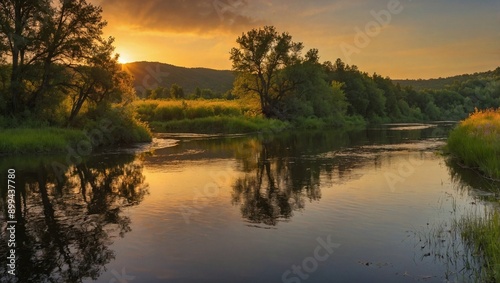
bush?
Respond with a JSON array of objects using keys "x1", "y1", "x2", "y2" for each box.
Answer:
[{"x1": 84, "y1": 105, "x2": 152, "y2": 145}]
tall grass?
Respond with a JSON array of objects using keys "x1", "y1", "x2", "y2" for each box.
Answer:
[
  {"x1": 0, "y1": 128, "x2": 87, "y2": 154},
  {"x1": 150, "y1": 116, "x2": 289, "y2": 134},
  {"x1": 458, "y1": 208, "x2": 500, "y2": 282},
  {"x1": 447, "y1": 108, "x2": 500, "y2": 179},
  {"x1": 134, "y1": 99, "x2": 257, "y2": 122}
]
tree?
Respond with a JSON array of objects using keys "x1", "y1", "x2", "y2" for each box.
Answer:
[
  {"x1": 0, "y1": 0, "x2": 106, "y2": 114},
  {"x1": 65, "y1": 37, "x2": 135, "y2": 124},
  {"x1": 230, "y1": 26, "x2": 304, "y2": 119},
  {"x1": 170, "y1": 83, "x2": 184, "y2": 99}
]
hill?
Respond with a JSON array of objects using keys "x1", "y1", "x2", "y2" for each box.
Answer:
[
  {"x1": 122, "y1": 61, "x2": 234, "y2": 97},
  {"x1": 393, "y1": 68, "x2": 500, "y2": 90}
]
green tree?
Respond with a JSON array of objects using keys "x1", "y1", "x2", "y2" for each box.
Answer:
[
  {"x1": 230, "y1": 26, "x2": 304, "y2": 119},
  {"x1": 65, "y1": 38, "x2": 135, "y2": 124},
  {"x1": 170, "y1": 83, "x2": 184, "y2": 99},
  {"x1": 0, "y1": 0, "x2": 106, "y2": 114}
]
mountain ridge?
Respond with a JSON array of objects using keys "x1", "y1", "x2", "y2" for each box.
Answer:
[{"x1": 122, "y1": 61, "x2": 499, "y2": 95}]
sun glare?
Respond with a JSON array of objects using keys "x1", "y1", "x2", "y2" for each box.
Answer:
[{"x1": 117, "y1": 53, "x2": 131, "y2": 64}]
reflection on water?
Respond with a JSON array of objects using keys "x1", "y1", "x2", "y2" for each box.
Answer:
[
  {"x1": 446, "y1": 158, "x2": 500, "y2": 201},
  {"x1": 3, "y1": 122, "x2": 498, "y2": 283},
  {"x1": 0, "y1": 155, "x2": 148, "y2": 283}
]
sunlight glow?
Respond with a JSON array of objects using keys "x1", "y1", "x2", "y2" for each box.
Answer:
[{"x1": 117, "y1": 53, "x2": 132, "y2": 64}]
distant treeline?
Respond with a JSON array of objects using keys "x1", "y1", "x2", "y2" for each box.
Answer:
[
  {"x1": 142, "y1": 57, "x2": 500, "y2": 124},
  {"x1": 323, "y1": 60, "x2": 500, "y2": 123}
]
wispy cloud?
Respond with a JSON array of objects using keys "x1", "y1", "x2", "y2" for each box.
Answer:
[{"x1": 100, "y1": 0, "x2": 260, "y2": 34}]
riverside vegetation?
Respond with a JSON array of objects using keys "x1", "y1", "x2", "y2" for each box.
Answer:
[
  {"x1": 446, "y1": 108, "x2": 500, "y2": 282},
  {"x1": 0, "y1": 5, "x2": 499, "y2": 155}
]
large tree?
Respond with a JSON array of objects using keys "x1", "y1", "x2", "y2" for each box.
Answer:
[
  {"x1": 230, "y1": 26, "x2": 304, "y2": 119},
  {"x1": 0, "y1": 0, "x2": 106, "y2": 114},
  {"x1": 65, "y1": 37, "x2": 135, "y2": 124}
]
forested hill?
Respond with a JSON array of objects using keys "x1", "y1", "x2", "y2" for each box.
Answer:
[
  {"x1": 393, "y1": 68, "x2": 500, "y2": 90},
  {"x1": 122, "y1": 61, "x2": 234, "y2": 96}
]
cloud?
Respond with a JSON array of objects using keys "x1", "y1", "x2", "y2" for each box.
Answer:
[{"x1": 99, "y1": 0, "x2": 259, "y2": 34}]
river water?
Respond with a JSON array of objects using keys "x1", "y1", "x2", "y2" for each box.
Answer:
[{"x1": 1, "y1": 123, "x2": 499, "y2": 283}]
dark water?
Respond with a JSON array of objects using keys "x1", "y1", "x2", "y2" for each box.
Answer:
[{"x1": 1, "y1": 123, "x2": 499, "y2": 283}]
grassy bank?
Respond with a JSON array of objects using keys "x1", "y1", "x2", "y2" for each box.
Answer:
[
  {"x1": 150, "y1": 116, "x2": 289, "y2": 134},
  {"x1": 135, "y1": 99, "x2": 288, "y2": 133},
  {"x1": 458, "y1": 208, "x2": 500, "y2": 282},
  {"x1": 134, "y1": 99, "x2": 365, "y2": 134},
  {"x1": 446, "y1": 108, "x2": 500, "y2": 281},
  {"x1": 0, "y1": 106, "x2": 152, "y2": 155},
  {"x1": 0, "y1": 128, "x2": 87, "y2": 154},
  {"x1": 447, "y1": 108, "x2": 500, "y2": 179},
  {"x1": 134, "y1": 99, "x2": 256, "y2": 121}
]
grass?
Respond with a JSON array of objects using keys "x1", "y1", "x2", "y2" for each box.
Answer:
[
  {"x1": 134, "y1": 99, "x2": 258, "y2": 122},
  {"x1": 458, "y1": 208, "x2": 500, "y2": 282},
  {"x1": 150, "y1": 116, "x2": 289, "y2": 134},
  {"x1": 134, "y1": 99, "x2": 290, "y2": 134},
  {"x1": 447, "y1": 108, "x2": 500, "y2": 179},
  {"x1": 0, "y1": 127, "x2": 88, "y2": 154},
  {"x1": 445, "y1": 108, "x2": 500, "y2": 281}
]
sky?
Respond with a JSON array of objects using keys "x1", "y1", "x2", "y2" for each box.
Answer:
[{"x1": 93, "y1": 0, "x2": 500, "y2": 79}]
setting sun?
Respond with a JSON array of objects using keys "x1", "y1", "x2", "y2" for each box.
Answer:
[{"x1": 117, "y1": 53, "x2": 131, "y2": 64}]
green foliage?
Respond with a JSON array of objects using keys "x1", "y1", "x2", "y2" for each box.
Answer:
[
  {"x1": 170, "y1": 83, "x2": 185, "y2": 99},
  {"x1": 0, "y1": 128, "x2": 87, "y2": 154},
  {"x1": 0, "y1": 0, "x2": 152, "y2": 154},
  {"x1": 447, "y1": 109, "x2": 500, "y2": 179},
  {"x1": 458, "y1": 209, "x2": 500, "y2": 282},
  {"x1": 151, "y1": 116, "x2": 289, "y2": 134},
  {"x1": 83, "y1": 105, "x2": 152, "y2": 145},
  {"x1": 0, "y1": 0, "x2": 107, "y2": 115},
  {"x1": 230, "y1": 26, "x2": 305, "y2": 119},
  {"x1": 134, "y1": 100, "x2": 246, "y2": 122}
]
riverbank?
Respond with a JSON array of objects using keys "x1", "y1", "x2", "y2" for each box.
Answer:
[
  {"x1": 134, "y1": 99, "x2": 366, "y2": 134},
  {"x1": 447, "y1": 108, "x2": 500, "y2": 179},
  {"x1": 1, "y1": 99, "x2": 366, "y2": 155},
  {"x1": 447, "y1": 108, "x2": 500, "y2": 282},
  {"x1": 0, "y1": 112, "x2": 152, "y2": 155}
]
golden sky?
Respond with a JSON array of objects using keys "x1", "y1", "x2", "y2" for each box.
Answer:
[{"x1": 94, "y1": 0, "x2": 499, "y2": 79}]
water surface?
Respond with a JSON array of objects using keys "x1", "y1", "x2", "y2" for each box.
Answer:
[{"x1": 1, "y1": 123, "x2": 498, "y2": 283}]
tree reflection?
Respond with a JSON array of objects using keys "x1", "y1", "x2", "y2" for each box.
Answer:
[
  {"x1": 0, "y1": 154, "x2": 148, "y2": 283},
  {"x1": 231, "y1": 131, "x2": 365, "y2": 226},
  {"x1": 232, "y1": 144, "x2": 314, "y2": 226}
]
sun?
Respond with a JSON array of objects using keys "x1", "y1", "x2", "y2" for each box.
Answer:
[{"x1": 117, "y1": 53, "x2": 132, "y2": 64}]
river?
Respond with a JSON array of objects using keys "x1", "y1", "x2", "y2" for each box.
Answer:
[{"x1": 1, "y1": 123, "x2": 498, "y2": 283}]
